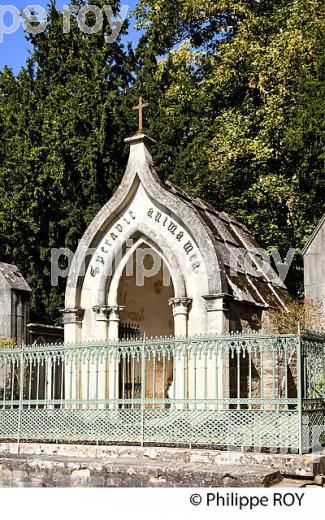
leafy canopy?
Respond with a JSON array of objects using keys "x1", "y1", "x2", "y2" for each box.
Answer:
[{"x1": 0, "y1": 0, "x2": 324, "y2": 324}]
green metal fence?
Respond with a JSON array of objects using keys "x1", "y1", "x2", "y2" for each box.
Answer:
[{"x1": 0, "y1": 331, "x2": 324, "y2": 453}]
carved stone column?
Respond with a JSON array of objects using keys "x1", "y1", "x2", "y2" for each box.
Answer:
[
  {"x1": 168, "y1": 297, "x2": 192, "y2": 337},
  {"x1": 93, "y1": 306, "x2": 111, "y2": 320},
  {"x1": 90, "y1": 306, "x2": 111, "y2": 404},
  {"x1": 107, "y1": 305, "x2": 125, "y2": 341},
  {"x1": 168, "y1": 298, "x2": 192, "y2": 402},
  {"x1": 61, "y1": 308, "x2": 84, "y2": 404},
  {"x1": 99, "y1": 305, "x2": 124, "y2": 403},
  {"x1": 202, "y1": 293, "x2": 231, "y2": 334},
  {"x1": 92, "y1": 305, "x2": 110, "y2": 341}
]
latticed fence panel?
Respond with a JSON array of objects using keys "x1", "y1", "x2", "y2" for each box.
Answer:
[
  {"x1": 142, "y1": 409, "x2": 299, "y2": 449},
  {"x1": 0, "y1": 408, "x2": 300, "y2": 450},
  {"x1": 0, "y1": 409, "x2": 142, "y2": 443}
]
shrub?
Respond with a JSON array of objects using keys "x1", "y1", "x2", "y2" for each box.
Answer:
[
  {"x1": 262, "y1": 298, "x2": 325, "y2": 334},
  {"x1": 0, "y1": 336, "x2": 14, "y2": 350}
]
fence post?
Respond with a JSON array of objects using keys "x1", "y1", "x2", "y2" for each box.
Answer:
[
  {"x1": 17, "y1": 350, "x2": 24, "y2": 447},
  {"x1": 140, "y1": 333, "x2": 146, "y2": 447},
  {"x1": 297, "y1": 322, "x2": 303, "y2": 455}
]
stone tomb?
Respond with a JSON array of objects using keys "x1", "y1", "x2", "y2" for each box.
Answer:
[
  {"x1": 0, "y1": 262, "x2": 31, "y2": 345},
  {"x1": 63, "y1": 132, "x2": 289, "y2": 402}
]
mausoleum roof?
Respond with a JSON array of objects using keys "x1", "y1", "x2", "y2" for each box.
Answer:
[
  {"x1": 0, "y1": 262, "x2": 31, "y2": 292},
  {"x1": 163, "y1": 180, "x2": 288, "y2": 309}
]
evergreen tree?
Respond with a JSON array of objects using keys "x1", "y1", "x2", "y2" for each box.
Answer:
[{"x1": 0, "y1": 1, "x2": 134, "y2": 322}]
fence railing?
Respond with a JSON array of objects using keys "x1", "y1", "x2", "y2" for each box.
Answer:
[{"x1": 0, "y1": 331, "x2": 324, "y2": 453}]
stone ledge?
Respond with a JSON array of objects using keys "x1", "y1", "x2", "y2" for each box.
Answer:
[
  {"x1": 0, "y1": 443, "x2": 323, "y2": 477},
  {"x1": 0, "y1": 455, "x2": 280, "y2": 488}
]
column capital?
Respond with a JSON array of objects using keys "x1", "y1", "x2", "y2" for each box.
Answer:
[
  {"x1": 92, "y1": 305, "x2": 124, "y2": 322},
  {"x1": 61, "y1": 307, "x2": 85, "y2": 325},
  {"x1": 168, "y1": 297, "x2": 192, "y2": 317}
]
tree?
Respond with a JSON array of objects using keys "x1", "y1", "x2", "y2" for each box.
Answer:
[
  {"x1": 0, "y1": 1, "x2": 134, "y2": 322},
  {"x1": 133, "y1": 0, "x2": 325, "y2": 295}
]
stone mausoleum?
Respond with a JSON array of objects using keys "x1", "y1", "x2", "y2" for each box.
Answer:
[
  {"x1": 0, "y1": 262, "x2": 64, "y2": 346},
  {"x1": 63, "y1": 114, "x2": 288, "y2": 344},
  {"x1": 0, "y1": 262, "x2": 31, "y2": 345}
]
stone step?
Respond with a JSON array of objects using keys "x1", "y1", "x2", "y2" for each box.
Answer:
[
  {"x1": 0, "y1": 442, "x2": 322, "y2": 478},
  {"x1": 271, "y1": 478, "x2": 311, "y2": 487},
  {"x1": 0, "y1": 454, "x2": 281, "y2": 488}
]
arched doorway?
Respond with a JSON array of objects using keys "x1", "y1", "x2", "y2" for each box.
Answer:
[
  {"x1": 116, "y1": 244, "x2": 174, "y2": 404},
  {"x1": 117, "y1": 244, "x2": 174, "y2": 338}
]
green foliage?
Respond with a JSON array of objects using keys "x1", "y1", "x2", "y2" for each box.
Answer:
[
  {"x1": 0, "y1": 1, "x2": 134, "y2": 322},
  {"x1": 312, "y1": 377, "x2": 325, "y2": 398},
  {"x1": 263, "y1": 298, "x2": 325, "y2": 334},
  {"x1": 134, "y1": 0, "x2": 325, "y2": 295},
  {"x1": 0, "y1": 0, "x2": 324, "y2": 323}
]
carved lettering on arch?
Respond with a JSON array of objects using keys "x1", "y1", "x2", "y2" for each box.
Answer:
[
  {"x1": 147, "y1": 207, "x2": 200, "y2": 273},
  {"x1": 90, "y1": 209, "x2": 136, "y2": 277},
  {"x1": 89, "y1": 204, "x2": 202, "y2": 279}
]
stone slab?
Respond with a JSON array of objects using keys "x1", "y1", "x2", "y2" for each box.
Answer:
[{"x1": 0, "y1": 454, "x2": 280, "y2": 488}]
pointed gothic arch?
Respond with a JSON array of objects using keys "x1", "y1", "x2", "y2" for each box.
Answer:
[{"x1": 97, "y1": 227, "x2": 187, "y2": 308}]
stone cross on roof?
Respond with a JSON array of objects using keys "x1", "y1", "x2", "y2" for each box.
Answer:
[{"x1": 132, "y1": 96, "x2": 149, "y2": 133}]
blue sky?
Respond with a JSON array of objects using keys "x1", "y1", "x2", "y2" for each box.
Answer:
[{"x1": 0, "y1": 1, "x2": 141, "y2": 74}]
